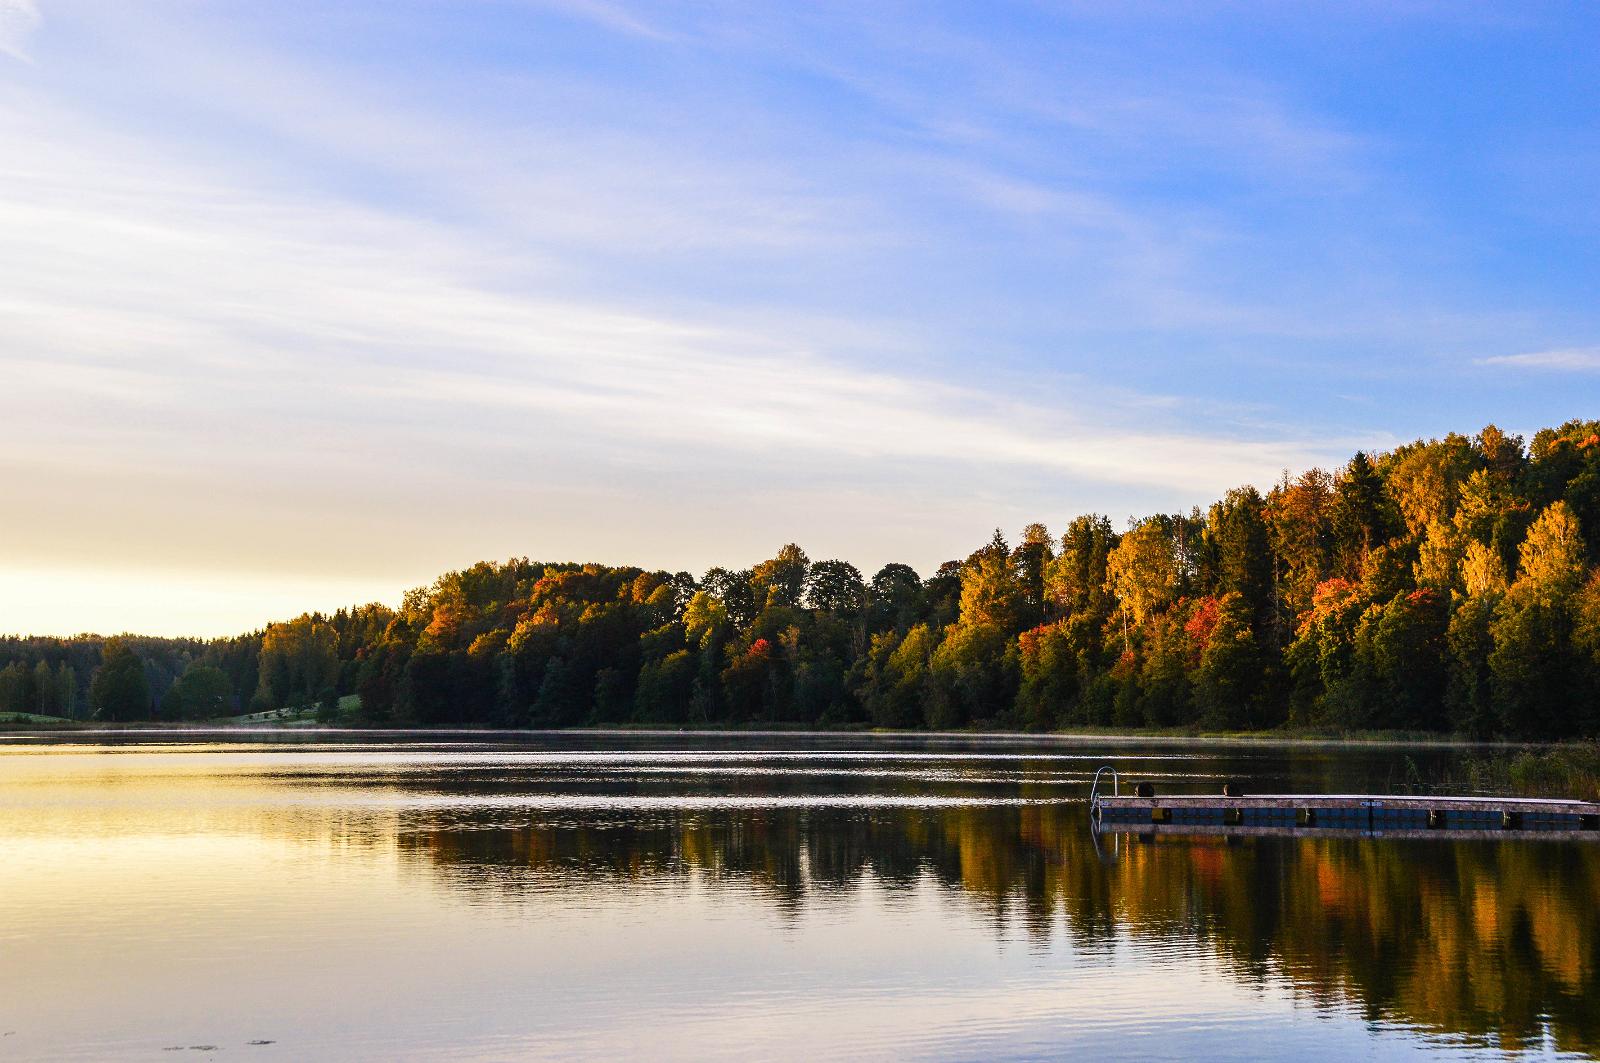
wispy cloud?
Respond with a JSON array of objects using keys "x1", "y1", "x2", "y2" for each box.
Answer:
[
  {"x1": 1479, "y1": 347, "x2": 1600, "y2": 372},
  {"x1": 0, "y1": 0, "x2": 39, "y2": 61},
  {"x1": 532, "y1": 0, "x2": 677, "y2": 41},
  {"x1": 0, "y1": 96, "x2": 1333, "y2": 492},
  {"x1": 2, "y1": 0, "x2": 1591, "y2": 635},
  {"x1": 0, "y1": 83, "x2": 1350, "y2": 602},
  {"x1": 23, "y1": 2, "x2": 1526, "y2": 352}
]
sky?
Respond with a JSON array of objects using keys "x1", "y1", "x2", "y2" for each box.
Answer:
[{"x1": 1, "y1": 1, "x2": 1597, "y2": 638}]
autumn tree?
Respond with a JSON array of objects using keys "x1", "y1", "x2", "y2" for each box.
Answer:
[
  {"x1": 957, "y1": 531, "x2": 1024, "y2": 633},
  {"x1": 1045, "y1": 515, "x2": 1116, "y2": 619},
  {"x1": 1267, "y1": 468, "x2": 1334, "y2": 618},
  {"x1": 11, "y1": 418, "x2": 1595, "y2": 738},
  {"x1": 1384, "y1": 434, "x2": 1479, "y2": 536},
  {"x1": 1105, "y1": 518, "x2": 1179, "y2": 649},
  {"x1": 750, "y1": 544, "x2": 810, "y2": 609},
  {"x1": 1489, "y1": 503, "x2": 1589, "y2": 736},
  {"x1": 253, "y1": 615, "x2": 340, "y2": 711}
]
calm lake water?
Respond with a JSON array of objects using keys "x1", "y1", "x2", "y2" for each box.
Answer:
[{"x1": 1, "y1": 732, "x2": 1596, "y2": 1061}]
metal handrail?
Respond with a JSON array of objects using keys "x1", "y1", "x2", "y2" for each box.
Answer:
[{"x1": 1089, "y1": 765, "x2": 1119, "y2": 824}]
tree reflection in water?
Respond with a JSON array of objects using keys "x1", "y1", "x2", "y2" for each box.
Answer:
[{"x1": 400, "y1": 803, "x2": 1600, "y2": 1056}]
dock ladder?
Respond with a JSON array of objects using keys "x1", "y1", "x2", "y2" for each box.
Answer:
[{"x1": 1089, "y1": 765, "x2": 1120, "y2": 825}]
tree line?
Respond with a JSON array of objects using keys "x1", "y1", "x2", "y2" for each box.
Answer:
[{"x1": 6, "y1": 419, "x2": 1599, "y2": 737}]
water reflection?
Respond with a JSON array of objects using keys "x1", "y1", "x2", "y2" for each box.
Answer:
[
  {"x1": 395, "y1": 803, "x2": 1600, "y2": 1055},
  {"x1": 1, "y1": 737, "x2": 1596, "y2": 1061}
]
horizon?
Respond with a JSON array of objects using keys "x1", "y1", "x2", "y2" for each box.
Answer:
[
  {"x1": 4, "y1": 2, "x2": 1598, "y2": 637},
  {"x1": 0, "y1": 417, "x2": 1577, "y2": 642},
  {"x1": 0, "y1": 415, "x2": 1576, "y2": 641}
]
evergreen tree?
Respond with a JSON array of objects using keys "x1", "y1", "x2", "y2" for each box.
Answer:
[
  {"x1": 1332, "y1": 451, "x2": 1391, "y2": 574},
  {"x1": 90, "y1": 639, "x2": 151, "y2": 722}
]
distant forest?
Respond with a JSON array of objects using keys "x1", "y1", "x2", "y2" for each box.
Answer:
[{"x1": 5, "y1": 419, "x2": 1600, "y2": 738}]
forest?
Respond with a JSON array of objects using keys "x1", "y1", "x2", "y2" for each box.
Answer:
[{"x1": 4, "y1": 419, "x2": 1599, "y2": 739}]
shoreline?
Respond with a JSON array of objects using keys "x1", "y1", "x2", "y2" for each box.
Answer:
[{"x1": 0, "y1": 718, "x2": 1591, "y2": 751}]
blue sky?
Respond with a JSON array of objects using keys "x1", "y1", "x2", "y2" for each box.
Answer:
[{"x1": 1, "y1": 1, "x2": 1597, "y2": 636}]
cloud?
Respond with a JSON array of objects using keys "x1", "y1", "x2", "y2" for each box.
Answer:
[
  {"x1": 8, "y1": 1, "x2": 1510, "y2": 635},
  {"x1": 698, "y1": 3, "x2": 1371, "y2": 192},
  {"x1": 1479, "y1": 347, "x2": 1600, "y2": 372},
  {"x1": 20, "y1": 1, "x2": 1528, "y2": 356},
  {"x1": 533, "y1": 0, "x2": 677, "y2": 41},
  {"x1": 0, "y1": 0, "x2": 39, "y2": 61},
  {"x1": 0, "y1": 96, "x2": 1334, "y2": 489},
  {"x1": 0, "y1": 86, "x2": 1351, "y2": 602}
]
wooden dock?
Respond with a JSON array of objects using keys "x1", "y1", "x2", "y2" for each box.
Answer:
[
  {"x1": 1092, "y1": 821, "x2": 1600, "y2": 843},
  {"x1": 1092, "y1": 791, "x2": 1600, "y2": 834}
]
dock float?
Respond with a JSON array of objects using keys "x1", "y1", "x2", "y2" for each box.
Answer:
[{"x1": 1087, "y1": 768, "x2": 1600, "y2": 836}]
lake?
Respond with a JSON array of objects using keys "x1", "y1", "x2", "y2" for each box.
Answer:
[{"x1": 1, "y1": 732, "x2": 1596, "y2": 1061}]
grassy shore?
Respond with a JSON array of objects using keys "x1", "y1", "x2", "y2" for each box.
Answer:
[
  {"x1": 0, "y1": 713, "x2": 1589, "y2": 750},
  {"x1": 0, "y1": 712, "x2": 74, "y2": 726},
  {"x1": 1444, "y1": 744, "x2": 1600, "y2": 801}
]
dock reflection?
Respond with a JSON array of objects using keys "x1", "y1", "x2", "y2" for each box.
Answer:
[{"x1": 396, "y1": 802, "x2": 1600, "y2": 1056}]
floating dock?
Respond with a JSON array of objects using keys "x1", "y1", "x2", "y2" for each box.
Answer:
[
  {"x1": 1088, "y1": 769, "x2": 1600, "y2": 836},
  {"x1": 1095, "y1": 793, "x2": 1600, "y2": 832}
]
